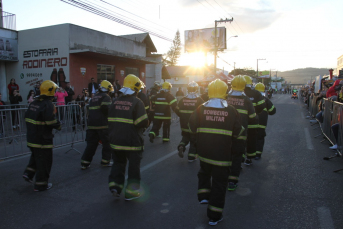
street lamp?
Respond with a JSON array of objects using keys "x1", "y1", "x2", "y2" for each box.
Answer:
[{"x1": 227, "y1": 35, "x2": 238, "y2": 41}]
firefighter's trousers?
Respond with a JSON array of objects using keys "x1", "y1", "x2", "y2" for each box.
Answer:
[
  {"x1": 229, "y1": 138, "x2": 245, "y2": 183},
  {"x1": 150, "y1": 119, "x2": 171, "y2": 142},
  {"x1": 81, "y1": 129, "x2": 112, "y2": 166},
  {"x1": 178, "y1": 131, "x2": 197, "y2": 160},
  {"x1": 23, "y1": 147, "x2": 53, "y2": 190},
  {"x1": 198, "y1": 161, "x2": 229, "y2": 221},
  {"x1": 246, "y1": 128, "x2": 258, "y2": 159},
  {"x1": 256, "y1": 128, "x2": 266, "y2": 156},
  {"x1": 108, "y1": 150, "x2": 143, "y2": 194}
]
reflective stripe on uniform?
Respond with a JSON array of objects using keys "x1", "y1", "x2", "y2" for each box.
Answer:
[
  {"x1": 252, "y1": 103, "x2": 256, "y2": 106},
  {"x1": 145, "y1": 106, "x2": 150, "y2": 110},
  {"x1": 108, "y1": 118, "x2": 133, "y2": 124},
  {"x1": 256, "y1": 151, "x2": 262, "y2": 155},
  {"x1": 248, "y1": 124, "x2": 259, "y2": 128},
  {"x1": 229, "y1": 176, "x2": 239, "y2": 181},
  {"x1": 35, "y1": 181, "x2": 48, "y2": 185},
  {"x1": 169, "y1": 99, "x2": 177, "y2": 105},
  {"x1": 197, "y1": 128, "x2": 232, "y2": 136},
  {"x1": 89, "y1": 106, "x2": 101, "y2": 110},
  {"x1": 27, "y1": 142, "x2": 53, "y2": 148},
  {"x1": 257, "y1": 100, "x2": 265, "y2": 105},
  {"x1": 208, "y1": 205, "x2": 223, "y2": 213},
  {"x1": 249, "y1": 113, "x2": 256, "y2": 118},
  {"x1": 110, "y1": 144, "x2": 142, "y2": 151},
  {"x1": 154, "y1": 116, "x2": 171, "y2": 119},
  {"x1": 155, "y1": 102, "x2": 169, "y2": 105},
  {"x1": 198, "y1": 156, "x2": 232, "y2": 166},
  {"x1": 237, "y1": 135, "x2": 247, "y2": 140},
  {"x1": 149, "y1": 132, "x2": 156, "y2": 136},
  {"x1": 163, "y1": 138, "x2": 169, "y2": 141},
  {"x1": 236, "y1": 109, "x2": 248, "y2": 114},
  {"x1": 198, "y1": 188, "x2": 211, "y2": 194},
  {"x1": 268, "y1": 105, "x2": 275, "y2": 112},
  {"x1": 263, "y1": 108, "x2": 267, "y2": 111},
  {"x1": 109, "y1": 181, "x2": 124, "y2": 189},
  {"x1": 25, "y1": 118, "x2": 57, "y2": 125},
  {"x1": 179, "y1": 110, "x2": 194, "y2": 114},
  {"x1": 101, "y1": 102, "x2": 112, "y2": 106},
  {"x1": 181, "y1": 128, "x2": 191, "y2": 132},
  {"x1": 247, "y1": 152, "x2": 256, "y2": 157},
  {"x1": 26, "y1": 167, "x2": 36, "y2": 172},
  {"x1": 134, "y1": 114, "x2": 148, "y2": 125},
  {"x1": 259, "y1": 125, "x2": 266, "y2": 129},
  {"x1": 88, "y1": 126, "x2": 108, "y2": 129},
  {"x1": 81, "y1": 160, "x2": 91, "y2": 164}
]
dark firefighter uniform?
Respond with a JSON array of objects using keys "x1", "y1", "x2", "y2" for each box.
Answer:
[
  {"x1": 108, "y1": 87, "x2": 148, "y2": 199},
  {"x1": 227, "y1": 93, "x2": 257, "y2": 185},
  {"x1": 81, "y1": 91, "x2": 112, "y2": 168},
  {"x1": 176, "y1": 95, "x2": 204, "y2": 160},
  {"x1": 256, "y1": 96, "x2": 276, "y2": 158},
  {"x1": 23, "y1": 81, "x2": 61, "y2": 191},
  {"x1": 138, "y1": 90, "x2": 150, "y2": 117},
  {"x1": 149, "y1": 90, "x2": 177, "y2": 142},
  {"x1": 244, "y1": 86, "x2": 266, "y2": 159},
  {"x1": 148, "y1": 84, "x2": 160, "y2": 122},
  {"x1": 189, "y1": 79, "x2": 243, "y2": 224}
]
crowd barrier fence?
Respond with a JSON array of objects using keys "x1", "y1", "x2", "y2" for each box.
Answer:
[{"x1": 0, "y1": 103, "x2": 86, "y2": 160}]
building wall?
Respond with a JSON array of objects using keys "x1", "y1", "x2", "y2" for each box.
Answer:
[
  {"x1": 145, "y1": 55, "x2": 162, "y2": 89},
  {"x1": 6, "y1": 24, "x2": 70, "y2": 102},
  {"x1": 69, "y1": 24, "x2": 146, "y2": 57},
  {"x1": 69, "y1": 54, "x2": 146, "y2": 96}
]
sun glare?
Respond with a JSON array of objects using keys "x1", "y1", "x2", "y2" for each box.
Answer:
[{"x1": 181, "y1": 52, "x2": 206, "y2": 68}]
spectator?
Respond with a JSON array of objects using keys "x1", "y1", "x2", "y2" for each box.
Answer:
[
  {"x1": 176, "y1": 87, "x2": 184, "y2": 103},
  {"x1": 7, "y1": 78, "x2": 19, "y2": 97},
  {"x1": 0, "y1": 93, "x2": 6, "y2": 137},
  {"x1": 33, "y1": 81, "x2": 41, "y2": 96},
  {"x1": 27, "y1": 90, "x2": 35, "y2": 104},
  {"x1": 9, "y1": 89, "x2": 22, "y2": 129},
  {"x1": 88, "y1": 78, "x2": 98, "y2": 96},
  {"x1": 114, "y1": 79, "x2": 121, "y2": 92},
  {"x1": 54, "y1": 87, "x2": 68, "y2": 122},
  {"x1": 64, "y1": 82, "x2": 75, "y2": 104},
  {"x1": 326, "y1": 80, "x2": 341, "y2": 98}
]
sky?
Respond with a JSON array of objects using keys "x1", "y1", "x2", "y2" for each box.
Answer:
[{"x1": 4, "y1": 0, "x2": 343, "y2": 73}]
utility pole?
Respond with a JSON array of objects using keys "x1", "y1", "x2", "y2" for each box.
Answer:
[
  {"x1": 256, "y1": 58, "x2": 266, "y2": 78},
  {"x1": 214, "y1": 18, "x2": 233, "y2": 75}
]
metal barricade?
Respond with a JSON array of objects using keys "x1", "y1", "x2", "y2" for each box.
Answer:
[{"x1": 0, "y1": 103, "x2": 86, "y2": 160}]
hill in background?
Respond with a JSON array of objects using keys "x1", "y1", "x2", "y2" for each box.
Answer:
[{"x1": 277, "y1": 68, "x2": 331, "y2": 84}]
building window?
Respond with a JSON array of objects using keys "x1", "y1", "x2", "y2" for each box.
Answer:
[
  {"x1": 97, "y1": 64, "x2": 115, "y2": 84},
  {"x1": 125, "y1": 67, "x2": 139, "y2": 77}
]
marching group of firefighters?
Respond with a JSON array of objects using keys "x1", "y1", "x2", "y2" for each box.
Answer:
[{"x1": 22, "y1": 74, "x2": 275, "y2": 226}]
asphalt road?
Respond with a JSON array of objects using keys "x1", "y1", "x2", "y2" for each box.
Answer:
[{"x1": 1, "y1": 93, "x2": 343, "y2": 229}]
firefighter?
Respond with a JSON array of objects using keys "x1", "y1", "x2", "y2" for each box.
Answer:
[
  {"x1": 108, "y1": 74, "x2": 148, "y2": 200},
  {"x1": 226, "y1": 76, "x2": 258, "y2": 191},
  {"x1": 176, "y1": 81, "x2": 204, "y2": 162},
  {"x1": 137, "y1": 88, "x2": 150, "y2": 115},
  {"x1": 243, "y1": 75, "x2": 266, "y2": 165},
  {"x1": 149, "y1": 81, "x2": 177, "y2": 143},
  {"x1": 189, "y1": 79, "x2": 243, "y2": 226},
  {"x1": 201, "y1": 87, "x2": 209, "y2": 102},
  {"x1": 147, "y1": 81, "x2": 161, "y2": 125},
  {"x1": 81, "y1": 80, "x2": 114, "y2": 169},
  {"x1": 22, "y1": 80, "x2": 61, "y2": 191},
  {"x1": 254, "y1": 83, "x2": 276, "y2": 159}
]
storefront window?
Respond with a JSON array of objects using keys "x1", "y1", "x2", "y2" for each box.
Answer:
[
  {"x1": 97, "y1": 64, "x2": 115, "y2": 84},
  {"x1": 125, "y1": 67, "x2": 139, "y2": 77}
]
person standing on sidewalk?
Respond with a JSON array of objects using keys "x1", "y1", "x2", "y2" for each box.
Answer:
[
  {"x1": 22, "y1": 80, "x2": 61, "y2": 191},
  {"x1": 80, "y1": 80, "x2": 114, "y2": 169},
  {"x1": 108, "y1": 74, "x2": 148, "y2": 200},
  {"x1": 189, "y1": 79, "x2": 243, "y2": 226}
]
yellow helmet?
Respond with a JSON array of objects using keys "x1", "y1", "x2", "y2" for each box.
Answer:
[
  {"x1": 162, "y1": 82, "x2": 172, "y2": 91},
  {"x1": 187, "y1": 81, "x2": 199, "y2": 93},
  {"x1": 208, "y1": 79, "x2": 228, "y2": 99},
  {"x1": 123, "y1": 74, "x2": 145, "y2": 92},
  {"x1": 243, "y1": 75, "x2": 253, "y2": 86},
  {"x1": 255, "y1": 83, "x2": 265, "y2": 92},
  {"x1": 40, "y1": 80, "x2": 59, "y2": 96},
  {"x1": 231, "y1": 75, "x2": 246, "y2": 91},
  {"x1": 100, "y1": 80, "x2": 114, "y2": 92}
]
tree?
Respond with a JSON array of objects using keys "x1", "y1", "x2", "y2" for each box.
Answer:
[
  {"x1": 162, "y1": 30, "x2": 182, "y2": 66},
  {"x1": 229, "y1": 68, "x2": 256, "y2": 77}
]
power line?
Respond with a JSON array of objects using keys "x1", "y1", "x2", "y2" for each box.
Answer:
[{"x1": 60, "y1": 0, "x2": 174, "y2": 42}]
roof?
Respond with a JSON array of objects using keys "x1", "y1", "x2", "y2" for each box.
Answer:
[
  {"x1": 162, "y1": 65, "x2": 171, "y2": 79},
  {"x1": 120, "y1": 33, "x2": 157, "y2": 53}
]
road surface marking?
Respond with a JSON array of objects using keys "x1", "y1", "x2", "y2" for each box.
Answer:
[
  {"x1": 141, "y1": 150, "x2": 178, "y2": 173},
  {"x1": 317, "y1": 207, "x2": 334, "y2": 229},
  {"x1": 304, "y1": 128, "x2": 314, "y2": 150}
]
